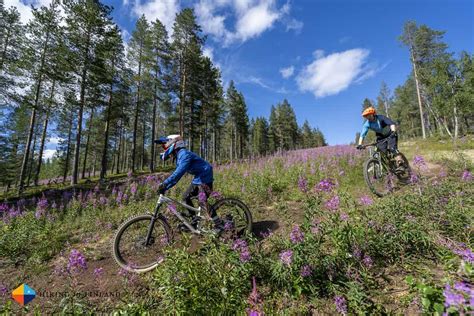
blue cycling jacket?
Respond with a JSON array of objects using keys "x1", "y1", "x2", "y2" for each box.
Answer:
[
  {"x1": 360, "y1": 114, "x2": 395, "y2": 139},
  {"x1": 162, "y1": 149, "x2": 213, "y2": 190}
]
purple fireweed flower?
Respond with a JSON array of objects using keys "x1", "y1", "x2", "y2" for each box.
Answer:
[
  {"x1": 0, "y1": 284, "x2": 8, "y2": 296},
  {"x1": 352, "y1": 245, "x2": 362, "y2": 260},
  {"x1": 127, "y1": 171, "x2": 132, "y2": 178},
  {"x1": 340, "y1": 212, "x2": 349, "y2": 221},
  {"x1": 99, "y1": 196, "x2": 108, "y2": 205},
  {"x1": 311, "y1": 219, "x2": 321, "y2": 235},
  {"x1": 454, "y1": 247, "x2": 474, "y2": 263},
  {"x1": 290, "y1": 225, "x2": 304, "y2": 244},
  {"x1": 210, "y1": 191, "x2": 223, "y2": 200},
  {"x1": 247, "y1": 277, "x2": 262, "y2": 316},
  {"x1": 224, "y1": 220, "x2": 234, "y2": 231},
  {"x1": 409, "y1": 173, "x2": 419, "y2": 184},
  {"x1": 325, "y1": 195, "x2": 340, "y2": 211},
  {"x1": 362, "y1": 255, "x2": 373, "y2": 268},
  {"x1": 454, "y1": 282, "x2": 473, "y2": 295},
  {"x1": 116, "y1": 191, "x2": 124, "y2": 204},
  {"x1": 240, "y1": 248, "x2": 251, "y2": 263},
  {"x1": 279, "y1": 250, "x2": 293, "y2": 266},
  {"x1": 334, "y1": 295, "x2": 347, "y2": 315},
  {"x1": 300, "y1": 265, "x2": 312, "y2": 277},
  {"x1": 35, "y1": 196, "x2": 48, "y2": 219},
  {"x1": 413, "y1": 155, "x2": 426, "y2": 168},
  {"x1": 443, "y1": 284, "x2": 465, "y2": 308},
  {"x1": 298, "y1": 176, "x2": 308, "y2": 193},
  {"x1": 168, "y1": 204, "x2": 178, "y2": 215},
  {"x1": 67, "y1": 249, "x2": 87, "y2": 273},
  {"x1": 93, "y1": 267, "x2": 104, "y2": 278},
  {"x1": 315, "y1": 178, "x2": 336, "y2": 192},
  {"x1": 438, "y1": 169, "x2": 447, "y2": 178},
  {"x1": 198, "y1": 191, "x2": 207, "y2": 204},
  {"x1": 232, "y1": 239, "x2": 248, "y2": 251},
  {"x1": 359, "y1": 195, "x2": 373, "y2": 206},
  {"x1": 461, "y1": 170, "x2": 473, "y2": 182},
  {"x1": 130, "y1": 183, "x2": 138, "y2": 196}
]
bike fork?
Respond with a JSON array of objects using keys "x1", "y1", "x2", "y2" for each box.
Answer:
[{"x1": 144, "y1": 202, "x2": 162, "y2": 246}]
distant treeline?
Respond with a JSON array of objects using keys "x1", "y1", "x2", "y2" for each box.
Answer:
[
  {"x1": 0, "y1": 1, "x2": 326, "y2": 192},
  {"x1": 359, "y1": 21, "x2": 473, "y2": 141}
]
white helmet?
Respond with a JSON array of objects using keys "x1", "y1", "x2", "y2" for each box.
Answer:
[{"x1": 156, "y1": 134, "x2": 186, "y2": 160}]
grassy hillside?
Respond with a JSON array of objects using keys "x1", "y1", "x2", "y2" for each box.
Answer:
[{"x1": 1, "y1": 138, "x2": 473, "y2": 314}]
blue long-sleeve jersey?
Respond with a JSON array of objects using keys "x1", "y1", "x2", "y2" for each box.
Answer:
[
  {"x1": 360, "y1": 114, "x2": 395, "y2": 139},
  {"x1": 162, "y1": 149, "x2": 213, "y2": 190}
]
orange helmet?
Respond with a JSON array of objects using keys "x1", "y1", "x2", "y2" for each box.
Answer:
[{"x1": 362, "y1": 107, "x2": 376, "y2": 117}]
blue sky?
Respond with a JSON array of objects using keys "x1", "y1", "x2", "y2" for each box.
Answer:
[{"x1": 7, "y1": 0, "x2": 474, "y2": 149}]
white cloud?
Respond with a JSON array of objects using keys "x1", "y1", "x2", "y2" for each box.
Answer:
[
  {"x1": 285, "y1": 18, "x2": 303, "y2": 34},
  {"x1": 233, "y1": 0, "x2": 280, "y2": 42},
  {"x1": 312, "y1": 49, "x2": 325, "y2": 59},
  {"x1": 194, "y1": 0, "x2": 294, "y2": 45},
  {"x1": 5, "y1": 0, "x2": 53, "y2": 23},
  {"x1": 203, "y1": 46, "x2": 214, "y2": 61},
  {"x1": 279, "y1": 66, "x2": 294, "y2": 79},
  {"x1": 195, "y1": 0, "x2": 228, "y2": 38},
  {"x1": 130, "y1": 0, "x2": 179, "y2": 34},
  {"x1": 42, "y1": 149, "x2": 56, "y2": 160},
  {"x1": 296, "y1": 48, "x2": 381, "y2": 98},
  {"x1": 48, "y1": 137, "x2": 63, "y2": 145}
]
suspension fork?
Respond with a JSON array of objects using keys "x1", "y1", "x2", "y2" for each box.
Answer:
[{"x1": 144, "y1": 199, "x2": 163, "y2": 246}]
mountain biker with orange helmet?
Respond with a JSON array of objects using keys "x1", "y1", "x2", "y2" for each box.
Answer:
[
  {"x1": 356, "y1": 107, "x2": 404, "y2": 168},
  {"x1": 155, "y1": 134, "x2": 224, "y2": 233}
]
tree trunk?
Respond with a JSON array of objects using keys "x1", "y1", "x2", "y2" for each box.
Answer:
[
  {"x1": 27, "y1": 128, "x2": 39, "y2": 186},
  {"x1": 100, "y1": 75, "x2": 114, "y2": 180},
  {"x1": 141, "y1": 112, "x2": 146, "y2": 170},
  {"x1": 0, "y1": 27, "x2": 11, "y2": 71},
  {"x1": 35, "y1": 80, "x2": 56, "y2": 186},
  {"x1": 150, "y1": 83, "x2": 158, "y2": 172},
  {"x1": 18, "y1": 31, "x2": 51, "y2": 192},
  {"x1": 179, "y1": 58, "x2": 187, "y2": 137},
  {"x1": 63, "y1": 117, "x2": 73, "y2": 183},
  {"x1": 72, "y1": 33, "x2": 91, "y2": 185},
  {"x1": 116, "y1": 124, "x2": 122, "y2": 174},
  {"x1": 132, "y1": 54, "x2": 142, "y2": 173},
  {"x1": 410, "y1": 48, "x2": 426, "y2": 139},
  {"x1": 81, "y1": 107, "x2": 94, "y2": 179}
]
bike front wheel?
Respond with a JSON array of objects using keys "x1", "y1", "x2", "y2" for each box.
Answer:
[
  {"x1": 363, "y1": 158, "x2": 395, "y2": 197},
  {"x1": 112, "y1": 214, "x2": 172, "y2": 273},
  {"x1": 211, "y1": 198, "x2": 253, "y2": 237}
]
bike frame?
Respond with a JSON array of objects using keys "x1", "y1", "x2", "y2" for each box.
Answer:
[{"x1": 145, "y1": 194, "x2": 205, "y2": 244}]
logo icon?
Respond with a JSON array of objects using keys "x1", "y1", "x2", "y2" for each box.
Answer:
[{"x1": 12, "y1": 284, "x2": 36, "y2": 306}]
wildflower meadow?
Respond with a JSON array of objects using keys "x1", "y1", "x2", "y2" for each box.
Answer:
[{"x1": 0, "y1": 140, "x2": 473, "y2": 314}]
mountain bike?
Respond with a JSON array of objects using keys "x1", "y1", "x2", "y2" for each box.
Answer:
[
  {"x1": 112, "y1": 193, "x2": 253, "y2": 273},
  {"x1": 361, "y1": 137, "x2": 412, "y2": 197}
]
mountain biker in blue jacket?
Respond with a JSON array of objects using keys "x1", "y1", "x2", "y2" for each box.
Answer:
[
  {"x1": 155, "y1": 134, "x2": 223, "y2": 233},
  {"x1": 356, "y1": 107, "x2": 404, "y2": 168}
]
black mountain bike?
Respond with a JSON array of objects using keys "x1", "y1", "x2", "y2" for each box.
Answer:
[
  {"x1": 112, "y1": 193, "x2": 253, "y2": 273},
  {"x1": 361, "y1": 137, "x2": 412, "y2": 197}
]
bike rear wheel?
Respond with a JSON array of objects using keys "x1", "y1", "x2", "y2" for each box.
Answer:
[
  {"x1": 363, "y1": 158, "x2": 395, "y2": 197},
  {"x1": 112, "y1": 214, "x2": 172, "y2": 273},
  {"x1": 394, "y1": 152, "x2": 412, "y2": 184},
  {"x1": 211, "y1": 198, "x2": 253, "y2": 237}
]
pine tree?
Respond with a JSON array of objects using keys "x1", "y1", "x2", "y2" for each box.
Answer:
[{"x1": 63, "y1": 0, "x2": 114, "y2": 184}]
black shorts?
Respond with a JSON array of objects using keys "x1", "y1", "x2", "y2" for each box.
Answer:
[
  {"x1": 182, "y1": 182, "x2": 213, "y2": 207},
  {"x1": 376, "y1": 134, "x2": 398, "y2": 154}
]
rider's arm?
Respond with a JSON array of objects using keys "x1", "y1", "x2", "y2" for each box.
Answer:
[
  {"x1": 162, "y1": 153, "x2": 192, "y2": 190},
  {"x1": 378, "y1": 115, "x2": 397, "y2": 133},
  {"x1": 359, "y1": 121, "x2": 370, "y2": 145}
]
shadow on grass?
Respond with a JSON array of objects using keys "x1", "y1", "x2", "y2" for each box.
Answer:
[{"x1": 252, "y1": 220, "x2": 279, "y2": 239}]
